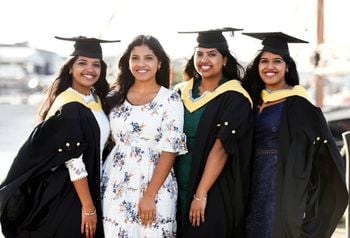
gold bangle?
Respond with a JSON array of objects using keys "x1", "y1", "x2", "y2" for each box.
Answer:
[
  {"x1": 193, "y1": 194, "x2": 207, "y2": 201},
  {"x1": 82, "y1": 207, "x2": 96, "y2": 216}
]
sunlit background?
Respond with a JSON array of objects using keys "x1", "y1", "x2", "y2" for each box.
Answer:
[
  {"x1": 1, "y1": 0, "x2": 350, "y2": 104},
  {"x1": 0, "y1": 0, "x2": 349, "y2": 237}
]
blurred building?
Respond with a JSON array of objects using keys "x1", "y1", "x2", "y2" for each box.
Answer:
[{"x1": 0, "y1": 42, "x2": 62, "y2": 96}]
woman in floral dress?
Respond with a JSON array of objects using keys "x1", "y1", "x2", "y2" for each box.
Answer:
[{"x1": 102, "y1": 35, "x2": 187, "y2": 238}]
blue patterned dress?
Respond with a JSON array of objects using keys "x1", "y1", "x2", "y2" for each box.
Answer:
[
  {"x1": 102, "y1": 87, "x2": 187, "y2": 238},
  {"x1": 246, "y1": 102, "x2": 284, "y2": 238}
]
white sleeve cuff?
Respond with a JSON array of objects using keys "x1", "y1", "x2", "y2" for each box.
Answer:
[{"x1": 65, "y1": 155, "x2": 88, "y2": 181}]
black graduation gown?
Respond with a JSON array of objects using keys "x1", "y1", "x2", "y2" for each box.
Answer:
[
  {"x1": 272, "y1": 96, "x2": 348, "y2": 238},
  {"x1": 182, "y1": 91, "x2": 253, "y2": 238},
  {"x1": 0, "y1": 102, "x2": 104, "y2": 238}
]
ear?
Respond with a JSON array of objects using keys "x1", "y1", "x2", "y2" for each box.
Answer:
[{"x1": 223, "y1": 57, "x2": 228, "y2": 67}]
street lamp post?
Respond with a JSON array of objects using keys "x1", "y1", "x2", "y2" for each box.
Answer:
[{"x1": 315, "y1": 0, "x2": 324, "y2": 108}]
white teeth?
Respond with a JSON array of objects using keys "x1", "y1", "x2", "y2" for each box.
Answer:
[
  {"x1": 84, "y1": 75, "x2": 94, "y2": 79},
  {"x1": 265, "y1": 72, "x2": 275, "y2": 77},
  {"x1": 137, "y1": 70, "x2": 147, "y2": 73},
  {"x1": 201, "y1": 66, "x2": 210, "y2": 70}
]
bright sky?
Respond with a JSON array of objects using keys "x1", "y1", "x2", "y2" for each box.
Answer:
[{"x1": 1, "y1": 0, "x2": 350, "y2": 65}]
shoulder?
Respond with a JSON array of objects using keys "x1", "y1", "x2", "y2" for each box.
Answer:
[
  {"x1": 217, "y1": 80, "x2": 252, "y2": 107},
  {"x1": 46, "y1": 89, "x2": 91, "y2": 119},
  {"x1": 172, "y1": 80, "x2": 190, "y2": 93},
  {"x1": 215, "y1": 91, "x2": 252, "y2": 112},
  {"x1": 49, "y1": 102, "x2": 90, "y2": 122},
  {"x1": 59, "y1": 101, "x2": 87, "y2": 113},
  {"x1": 286, "y1": 96, "x2": 319, "y2": 113},
  {"x1": 159, "y1": 86, "x2": 182, "y2": 103},
  {"x1": 285, "y1": 96, "x2": 327, "y2": 132},
  {"x1": 221, "y1": 79, "x2": 253, "y2": 108}
]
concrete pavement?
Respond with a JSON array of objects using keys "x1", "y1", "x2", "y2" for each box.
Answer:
[{"x1": 333, "y1": 226, "x2": 346, "y2": 238}]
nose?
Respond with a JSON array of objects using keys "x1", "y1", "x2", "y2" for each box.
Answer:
[
  {"x1": 200, "y1": 55, "x2": 209, "y2": 63},
  {"x1": 266, "y1": 61, "x2": 275, "y2": 68},
  {"x1": 136, "y1": 59, "x2": 146, "y2": 66},
  {"x1": 85, "y1": 63, "x2": 95, "y2": 71}
]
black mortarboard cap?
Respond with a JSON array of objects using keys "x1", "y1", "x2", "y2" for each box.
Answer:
[
  {"x1": 242, "y1": 32, "x2": 308, "y2": 56},
  {"x1": 55, "y1": 36, "x2": 120, "y2": 58},
  {"x1": 178, "y1": 27, "x2": 243, "y2": 50}
]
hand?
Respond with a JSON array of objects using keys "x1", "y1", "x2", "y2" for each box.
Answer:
[
  {"x1": 189, "y1": 195, "x2": 207, "y2": 227},
  {"x1": 138, "y1": 194, "x2": 156, "y2": 226},
  {"x1": 81, "y1": 207, "x2": 97, "y2": 238}
]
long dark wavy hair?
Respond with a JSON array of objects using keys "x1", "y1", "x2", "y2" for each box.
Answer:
[
  {"x1": 183, "y1": 48, "x2": 244, "y2": 82},
  {"x1": 38, "y1": 56, "x2": 109, "y2": 121},
  {"x1": 242, "y1": 51, "x2": 300, "y2": 107},
  {"x1": 105, "y1": 35, "x2": 170, "y2": 113}
]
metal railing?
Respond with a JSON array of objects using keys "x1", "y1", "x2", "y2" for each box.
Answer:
[{"x1": 342, "y1": 131, "x2": 350, "y2": 238}]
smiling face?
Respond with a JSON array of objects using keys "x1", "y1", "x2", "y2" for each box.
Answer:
[
  {"x1": 258, "y1": 51, "x2": 289, "y2": 91},
  {"x1": 129, "y1": 44, "x2": 160, "y2": 83},
  {"x1": 70, "y1": 56, "x2": 101, "y2": 95},
  {"x1": 194, "y1": 47, "x2": 226, "y2": 80}
]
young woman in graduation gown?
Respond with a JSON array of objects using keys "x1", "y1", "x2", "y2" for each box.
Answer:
[
  {"x1": 174, "y1": 28, "x2": 254, "y2": 238},
  {"x1": 0, "y1": 36, "x2": 119, "y2": 238},
  {"x1": 242, "y1": 32, "x2": 348, "y2": 238}
]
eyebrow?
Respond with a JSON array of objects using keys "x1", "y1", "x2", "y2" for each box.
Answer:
[
  {"x1": 131, "y1": 53, "x2": 155, "y2": 57},
  {"x1": 196, "y1": 49, "x2": 218, "y2": 54},
  {"x1": 260, "y1": 57, "x2": 283, "y2": 60},
  {"x1": 76, "y1": 58, "x2": 100, "y2": 64}
]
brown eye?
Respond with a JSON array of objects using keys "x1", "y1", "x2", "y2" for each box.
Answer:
[
  {"x1": 208, "y1": 52, "x2": 217, "y2": 57},
  {"x1": 274, "y1": 59, "x2": 283, "y2": 64},
  {"x1": 196, "y1": 52, "x2": 203, "y2": 57},
  {"x1": 78, "y1": 61, "x2": 87, "y2": 66}
]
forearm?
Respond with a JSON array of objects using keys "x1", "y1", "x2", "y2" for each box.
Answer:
[
  {"x1": 143, "y1": 151, "x2": 176, "y2": 198},
  {"x1": 72, "y1": 177, "x2": 95, "y2": 212},
  {"x1": 72, "y1": 177, "x2": 97, "y2": 236},
  {"x1": 195, "y1": 139, "x2": 228, "y2": 198}
]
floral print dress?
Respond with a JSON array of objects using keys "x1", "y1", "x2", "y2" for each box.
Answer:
[{"x1": 102, "y1": 87, "x2": 187, "y2": 238}]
